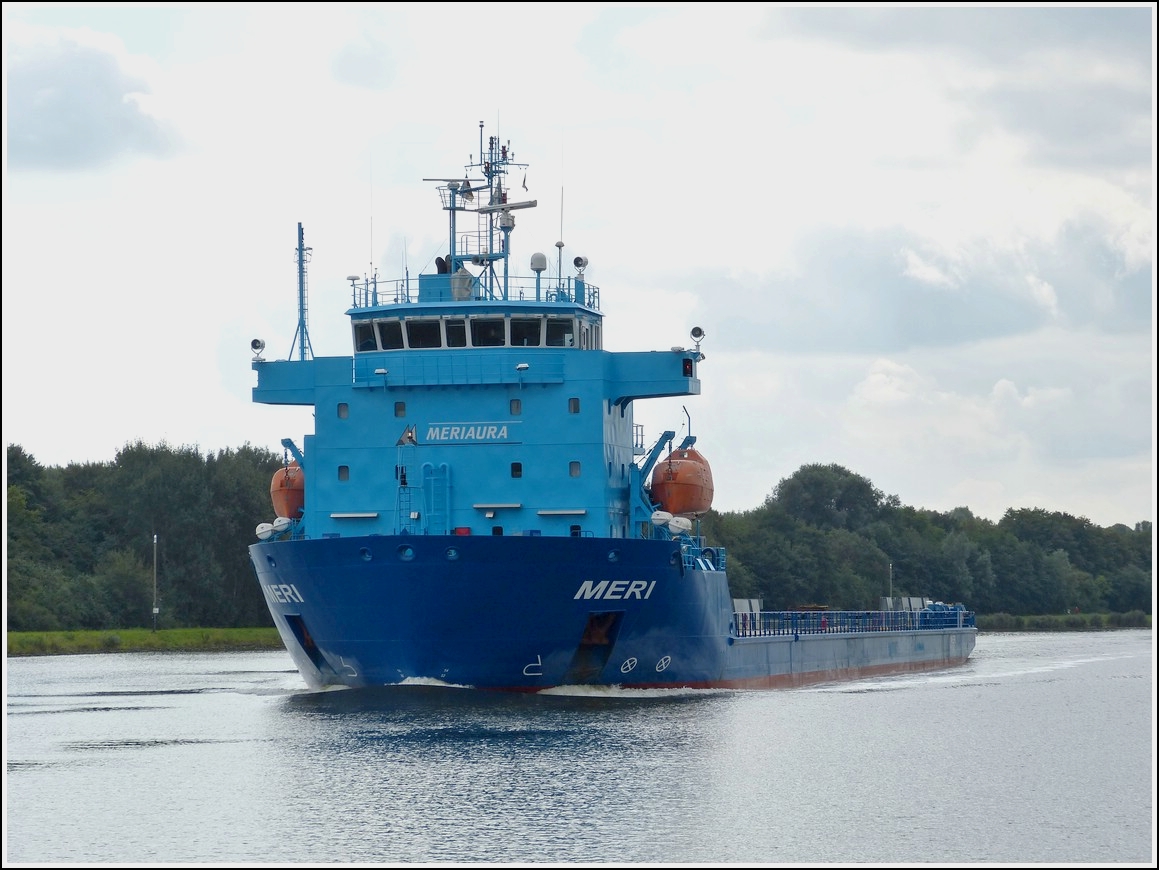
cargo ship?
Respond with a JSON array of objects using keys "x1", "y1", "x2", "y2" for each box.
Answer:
[{"x1": 248, "y1": 124, "x2": 976, "y2": 692}]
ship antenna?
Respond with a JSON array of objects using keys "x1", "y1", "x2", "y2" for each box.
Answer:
[
  {"x1": 370, "y1": 152, "x2": 374, "y2": 280},
  {"x1": 289, "y1": 222, "x2": 313, "y2": 361},
  {"x1": 558, "y1": 186, "x2": 564, "y2": 288}
]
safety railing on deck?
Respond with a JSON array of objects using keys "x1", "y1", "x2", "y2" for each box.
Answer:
[
  {"x1": 734, "y1": 608, "x2": 976, "y2": 637},
  {"x1": 350, "y1": 274, "x2": 600, "y2": 309}
]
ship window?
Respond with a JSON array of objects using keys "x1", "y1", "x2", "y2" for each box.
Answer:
[
  {"x1": 569, "y1": 461, "x2": 580, "y2": 477},
  {"x1": 338, "y1": 403, "x2": 349, "y2": 419},
  {"x1": 492, "y1": 526, "x2": 504, "y2": 536},
  {"x1": 546, "y1": 319, "x2": 574, "y2": 347},
  {"x1": 568, "y1": 397, "x2": 580, "y2": 414},
  {"x1": 394, "y1": 401, "x2": 406, "y2": 417},
  {"x1": 355, "y1": 323, "x2": 377, "y2": 352},
  {"x1": 510, "y1": 317, "x2": 541, "y2": 347},
  {"x1": 471, "y1": 317, "x2": 505, "y2": 347},
  {"x1": 338, "y1": 465, "x2": 349, "y2": 481},
  {"x1": 445, "y1": 319, "x2": 467, "y2": 347},
  {"x1": 593, "y1": 324, "x2": 601, "y2": 349},
  {"x1": 510, "y1": 398, "x2": 521, "y2": 415},
  {"x1": 406, "y1": 320, "x2": 442, "y2": 348},
  {"x1": 377, "y1": 320, "x2": 404, "y2": 350},
  {"x1": 511, "y1": 462, "x2": 522, "y2": 478},
  {"x1": 570, "y1": 525, "x2": 581, "y2": 537}
]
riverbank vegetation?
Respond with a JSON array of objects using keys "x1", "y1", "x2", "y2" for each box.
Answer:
[
  {"x1": 6, "y1": 627, "x2": 283, "y2": 657},
  {"x1": 7, "y1": 443, "x2": 1153, "y2": 635}
]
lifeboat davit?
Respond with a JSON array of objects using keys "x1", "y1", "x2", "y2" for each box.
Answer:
[
  {"x1": 650, "y1": 447, "x2": 714, "y2": 517},
  {"x1": 270, "y1": 461, "x2": 304, "y2": 519}
]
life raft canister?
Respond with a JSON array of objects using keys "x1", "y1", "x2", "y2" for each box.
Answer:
[
  {"x1": 270, "y1": 460, "x2": 304, "y2": 519},
  {"x1": 649, "y1": 447, "x2": 714, "y2": 517}
]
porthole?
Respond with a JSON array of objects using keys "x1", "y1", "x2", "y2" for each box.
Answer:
[
  {"x1": 445, "y1": 547, "x2": 460, "y2": 561},
  {"x1": 360, "y1": 547, "x2": 372, "y2": 561},
  {"x1": 607, "y1": 550, "x2": 620, "y2": 563},
  {"x1": 266, "y1": 555, "x2": 277, "y2": 568},
  {"x1": 397, "y1": 545, "x2": 415, "y2": 561}
]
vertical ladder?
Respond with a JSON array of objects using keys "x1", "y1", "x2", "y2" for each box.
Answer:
[{"x1": 396, "y1": 443, "x2": 415, "y2": 533}]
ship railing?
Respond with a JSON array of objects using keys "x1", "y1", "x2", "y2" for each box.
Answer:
[
  {"x1": 675, "y1": 539, "x2": 726, "y2": 571},
  {"x1": 733, "y1": 608, "x2": 977, "y2": 638},
  {"x1": 349, "y1": 274, "x2": 600, "y2": 309},
  {"x1": 350, "y1": 277, "x2": 410, "y2": 307}
]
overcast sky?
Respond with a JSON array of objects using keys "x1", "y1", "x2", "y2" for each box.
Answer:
[{"x1": 3, "y1": 3, "x2": 1155, "y2": 529}]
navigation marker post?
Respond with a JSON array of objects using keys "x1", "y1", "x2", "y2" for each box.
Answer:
[{"x1": 152, "y1": 534, "x2": 159, "y2": 632}]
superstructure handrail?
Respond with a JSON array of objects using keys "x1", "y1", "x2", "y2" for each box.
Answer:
[{"x1": 349, "y1": 274, "x2": 600, "y2": 310}]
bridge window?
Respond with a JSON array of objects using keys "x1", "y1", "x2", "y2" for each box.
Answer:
[
  {"x1": 377, "y1": 320, "x2": 403, "y2": 350},
  {"x1": 546, "y1": 319, "x2": 574, "y2": 347},
  {"x1": 471, "y1": 318, "x2": 505, "y2": 347},
  {"x1": 445, "y1": 319, "x2": 467, "y2": 347},
  {"x1": 511, "y1": 318, "x2": 541, "y2": 347},
  {"x1": 406, "y1": 320, "x2": 442, "y2": 348},
  {"x1": 355, "y1": 323, "x2": 377, "y2": 352}
]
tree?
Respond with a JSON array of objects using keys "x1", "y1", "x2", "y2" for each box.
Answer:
[
  {"x1": 772, "y1": 464, "x2": 888, "y2": 532},
  {"x1": 91, "y1": 548, "x2": 153, "y2": 628}
]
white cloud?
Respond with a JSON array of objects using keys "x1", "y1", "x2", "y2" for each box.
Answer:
[
  {"x1": 2, "y1": 3, "x2": 1153, "y2": 530},
  {"x1": 1024, "y1": 274, "x2": 1059, "y2": 316},
  {"x1": 902, "y1": 249, "x2": 957, "y2": 288}
]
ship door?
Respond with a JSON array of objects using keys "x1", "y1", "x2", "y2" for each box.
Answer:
[{"x1": 563, "y1": 611, "x2": 624, "y2": 684}]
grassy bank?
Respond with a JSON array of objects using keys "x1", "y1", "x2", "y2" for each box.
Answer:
[
  {"x1": 975, "y1": 611, "x2": 1150, "y2": 632},
  {"x1": 7, "y1": 611, "x2": 1149, "y2": 657},
  {"x1": 6, "y1": 627, "x2": 284, "y2": 657}
]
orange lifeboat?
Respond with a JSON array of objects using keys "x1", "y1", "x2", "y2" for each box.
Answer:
[
  {"x1": 270, "y1": 461, "x2": 304, "y2": 519},
  {"x1": 650, "y1": 447, "x2": 714, "y2": 517}
]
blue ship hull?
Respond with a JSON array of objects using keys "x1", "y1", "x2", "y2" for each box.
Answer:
[{"x1": 251, "y1": 534, "x2": 975, "y2": 692}]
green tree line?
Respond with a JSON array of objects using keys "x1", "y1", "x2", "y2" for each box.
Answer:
[
  {"x1": 7, "y1": 441, "x2": 283, "y2": 631},
  {"x1": 702, "y1": 463, "x2": 1152, "y2": 616},
  {"x1": 6, "y1": 444, "x2": 1153, "y2": 632}
]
